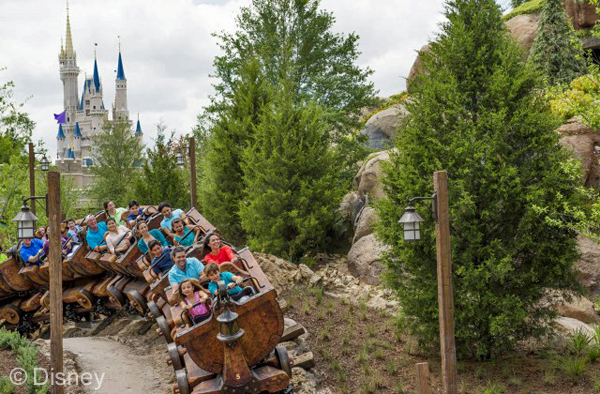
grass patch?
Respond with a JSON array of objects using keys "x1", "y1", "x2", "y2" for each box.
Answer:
[
  {"x1": 0, "y1": 376, "x2": 15, "y2": 394},
  {"x1": 0, "y1": 328, "x2": 49, "y2": 394},
  {"x1": 502, "y1": 0, "x2": 544, "y2": 21},
  {"x1": 555, "y1": 356, "x2": 587, "y2": 382},
  {"x1": 482, "y1": 380, "x2": 507, "y2": 394}
]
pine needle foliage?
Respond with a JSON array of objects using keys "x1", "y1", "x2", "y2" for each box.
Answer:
[
  {"x1": 529, "y1": 0, "x2": 585, "y2": 85},
  {"x1": 377, "y1": 0, "x2": 585, "y2": 359},
  {"x1": 239, "y1": 81, "x2": 346, "y2": 261}
]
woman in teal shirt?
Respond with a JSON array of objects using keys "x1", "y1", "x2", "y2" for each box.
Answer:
[
  {"x1": 172, "y1": 218, "x2": 200, "y2": 247},
  {"x1": 137, "y1": 221, "x2": 170, "y2": 255}
]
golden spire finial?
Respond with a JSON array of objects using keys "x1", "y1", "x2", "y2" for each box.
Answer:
[
  {"x1": 118, "y1": 35, "x2": 121, "y2": 52},
  {"x1": 65, "y1": 0, "x2": 74, "y2": 56}
]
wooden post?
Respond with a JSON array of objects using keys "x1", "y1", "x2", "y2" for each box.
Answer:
[
  {"x1": 416, "y1": 362, "x2": 432, "y2": 394},
  {"x1": 189, "y1": 137, "x2": 197, "y2": 210},
  {"x1": 28, "y1": 143, "x2": 36, "y2": 215},
  {"x1": 47, "y1": 171, "x2": 63, "y2": 394},
  {"x1": 433, "y1": 171, "x2": 458, "y2": 394}
]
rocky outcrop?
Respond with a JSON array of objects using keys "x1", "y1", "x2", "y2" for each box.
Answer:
[
  {"x1": 347, "y1": 234, "x2": 390, "y2": 286},
  {"x1": 360, "y1": 104, "x2": 409, "y2": 150},
  {"x1": 353, "y1": 150, "x2": 393, "y2": 201},
  {"x1": 556, "y1": 295, "x2": 600, "y2": 324},
  {"x1": 406, "y1": 44, "x2": 430, "y2": 92},
  {"x1": 576, "y1": 235, "x2": 600, "y2": 299},
  {"x1": 558, "y1": 120, "x2": 600, "y2": 188},
  {"x1": 565, "y1": 0, "x2": 600, "y2": 30},
  {"x1": 352, "y1": 206, "x2": 378, "y2": 243},
  {"x1": 254, "y1": 253, "x2": 314, "y2": 292},
  {"x1": 506, "y1": 13, "x2": 540, "y2": 55}
]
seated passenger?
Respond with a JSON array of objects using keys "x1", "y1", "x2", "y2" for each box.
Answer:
[
  {"x1": 172, "y1": 218, "x2": 199, "y2": 247},
  {"x1": 44, "y1": 222, "x2": 73, "y2": 258},
  {"x1": 85, "y1": 215, "x2": 109, "y2": 253},
  {"x1": 105, "y1": 218, "x2": 133, "y2": 254},
  {"x1": 158, "y1": 202, "x2": 187, "y2": 239},
  {"x1": 35, "y1": 226, "x2": 48, "y2": 242},
  {"x1": 20, "y1": 237, "x2": 44, "y2": 267},
  {"x1": 66, "y1": 218, "x2": 81, "y2": 242},
  {"x1": 203, "y1": 234, "x2": 238, "y2": 265},
  {"x1": 149, "y1": 240, "x2": 173, "y2": 277},
  {"x1": 104, "y1": 200, "x2": 128, "y2": 227},
  {"x1": 205, "y1": 263, "x2": 253, "y2": 301},
  {"x1": 177, "y1": 278, "x2": 210, "y2": 326},
  {"x1": 168, "y1": 246, "x2": 205, "y2": 293},
  {"x1": 137, "y1": 221, "x2": 170, "y2": 255}
]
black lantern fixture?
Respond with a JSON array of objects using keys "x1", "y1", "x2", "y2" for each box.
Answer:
[
  {"x1": 398, "y1": 194, "x2": 437, "y2": 242},
  {"x1": 40, "y1": 155, "x2": 50, "y2": 172},
  {"x1": 176, "y1": 151, "x2": 184, "y2": 167},
  {"x1": 399, "y1": 205, "x2": 424, "y2": 242},
  {"x1": 12, "y1": 203, "x2": 38, "y2": 240}
]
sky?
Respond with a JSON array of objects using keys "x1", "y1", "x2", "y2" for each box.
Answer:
[{"x1": 0, "y1": 0, "x2": 449, "y2": 158}]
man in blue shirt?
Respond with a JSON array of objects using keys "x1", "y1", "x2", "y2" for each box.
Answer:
[
  {"x1": 85, "y1": 215, "x2": 109, "y2": 253},
  {"x1": 20, "y1": 238, "x2": 45, "y2": 266},
  {"x1": 158, "y1": 202, "x2": 187, "y2": 238},
  {"x1": 149, "y1": 240, "x2": 173, "y2": 277},
  {"x1": 168, "y1": 246, "x2": 204, "y2": 292}
]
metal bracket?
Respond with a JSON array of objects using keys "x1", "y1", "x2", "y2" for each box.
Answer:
[{"x1": 407, "y1": 192, "x2": 438, "y2": 223}]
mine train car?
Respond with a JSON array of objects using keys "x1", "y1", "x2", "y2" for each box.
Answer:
[{"x1": 0, "y1": 206, "x2": 293, "y2": 393}]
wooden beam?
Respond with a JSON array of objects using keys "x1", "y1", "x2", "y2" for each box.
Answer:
[
  {"x1": 433, "y1": 171, "x2": 458, "y2": 394},
  {"x1": 48, "y1": 171, "x2": 63, "y2": 394},
  {"x1": 189, "y1": 137, "x2": 197, "y2": 210},
  {"x1": 416, "y1": 362, "x2": 431, "y2": 394},
  {"x1": 28, "y1": 143, "x2": 36, "y2": 215},
  {"x1": 280, "y1": 323, "x2": 306, "y2": 342}
]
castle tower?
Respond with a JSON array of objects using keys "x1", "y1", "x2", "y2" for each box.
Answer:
[
  {"x1": 73, "y1": 122, "x2": 82, "y2": 157},
  {"x1": 113, "y1": 42, "x2": 129, "y2": 121},
  {"x1": 135, "y1": 115, "x2": 143, "y2": 138},
  {"x1": 57, "y1": 124, "x2": 66, "y2": 157},
  {"x1": 58, "y1": 2, "x2": 79, "y2": 159}
]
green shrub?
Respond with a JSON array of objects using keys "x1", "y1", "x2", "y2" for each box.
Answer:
[
  {"x1": 482, "y1": 381, "x2": 507, "y2": 394},
  {"x1": 555, "y1": 356, "x2": 587, "y2": 382},
  {"x1": 0, "y1": 329, "x2": 48, "y2": 394},
  {"x1": 503, "y1": 0, "x2": 544, "y2": 21},
  {"x1": 570, "y1": 328, "x2": 591, "y2": 356},
  {"x1": 0, "y1": 377, "x2": 14, "y2": 394},
  {"x1": 377, "y1": 0, "x2": 587, "y2": 360}
]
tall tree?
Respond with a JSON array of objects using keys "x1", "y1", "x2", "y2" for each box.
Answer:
[
  {"x1": 90, "y1": 120, "x2": 143, "y2": 206},
  {"x1": 134, "y1": 123, "x2": 189, "y2": 209},
  {"x1": 202, "y1": 58, "x2": 270, "y2": 245},
  {"x1": 529, "y1": 0, "x2": 585, "y2": 85},
  {"x1": 0, "y1": 76, "x2": 34, "y2": 164},
  {"x1": 239, "y1": 81, "x2": 345, "y2": 261},
  {"x1": 211, "y1": 0, "x2": 376, "y2": 134},
  {"x1": 377, "y1": 0, "x2": 586, "y2": 359}
]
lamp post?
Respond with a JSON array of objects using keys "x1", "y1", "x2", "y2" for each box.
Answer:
[
  {"x1": 12, "y1": 172, "x2": 63, "y2": 394},
  {"x1": 398, "y1": 171, "x2": 457, "y2": 394},
  {"x1": 175, "y1": 137, "x2": 198, "y2": 210},
  {"x1": 28, "y1": 142, "x2": 50, "y2": 216}
]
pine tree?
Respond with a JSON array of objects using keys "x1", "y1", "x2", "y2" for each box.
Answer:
[
  {"x1": 529, "y1": 0, "x2": 585, "y2": 85},
  {"x1": 201, "y1": 59, "x2": 270, "y2": 245},
  {"x1": 134, "y1": 123, "x2": 189, "y2": 209},
  {"x1": 377, "y1": 0, "x2": 585, "y2": 359},
  {"x1": 239, "y1": 81, "x2": 345, "y2": 261},
  {"x1": 90, "y1": 120, "x2": 143, "y2": 206}
]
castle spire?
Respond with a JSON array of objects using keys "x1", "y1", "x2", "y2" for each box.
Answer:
[
  {"x1": 116, "y1": 38, "x2": 126, "y2": 81},
  {"x1": 93, "y1": 45, "x2": 101, "y2": 91},
  {"x1": 65, "y1": 1, "x2": 74, "y2": 56}
]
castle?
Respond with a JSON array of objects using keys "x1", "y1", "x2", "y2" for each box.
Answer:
[{"x1": 54, "y1": 5, "x2": 143, "y2": 188}]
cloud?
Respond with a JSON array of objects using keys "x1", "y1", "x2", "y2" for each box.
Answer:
[{"x1": 0, "y1": 0, "x2": 445, "y2": 156}]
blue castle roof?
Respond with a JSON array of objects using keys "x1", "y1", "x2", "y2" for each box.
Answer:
[
  {"x1": 57, "y1": 124, "x2": 65, "y2": 139},
  {"x1": 117, "y1": 52, "x2": 126, "y2": 80},
  {"x1": 79, "y1": 79, "x2": 91, "y2": 111},
  {"x1": 74, "y1": 122, "x2": 82, "y2": 137},
  {"x1": 93, "y1": 58, "x2": 101, "y2": 91},
  {"x1": 135, "y1": 119, "x2": 142, "y2": 135}
]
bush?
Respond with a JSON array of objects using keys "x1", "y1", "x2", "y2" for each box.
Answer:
[
  {"x1": 377, "y1": 0, "x2": 586, "y2": 359},
  {"x1": 0, "y1": 328, "x2": 48, "y2": 394},
  {"x1": 0, "y1": 377, "x2": 14, "y2": 394}
]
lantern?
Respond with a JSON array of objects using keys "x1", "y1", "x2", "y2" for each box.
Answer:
[
  {"x1": 398, "y1": 205, "x2": 424, "y2": 242},
  {"x1": 12, "y1": 204, "x2": 38, "y2": 240}
]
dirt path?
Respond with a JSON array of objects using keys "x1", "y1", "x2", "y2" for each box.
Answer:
[{"x1": 63, "y1": 337, "x2": 166, "y2": 394}]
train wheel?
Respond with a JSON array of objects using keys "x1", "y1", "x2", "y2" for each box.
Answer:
[
  {"x1": 156, "y1": 315, "x2": 173, "y2": 343},
  {"x1": 130, "y1": 290, "x2": 148, "y2": 315},
  {"x1": 278, "y1": 385, "x2": 294, "y2": 394},
  {"x1": 76, "y1": 289, "x2": 95, "y2": 310},
  {"x1": 275, "y1": 345, "x2": 292, "y2": 378},
  {"x1": 147, "y1": 300, "x2": 162, "y2": 320},
  {"x1": 3, "y1": 305, "x2": 22, "y2": 325},
  {"x1": 175, "y1": 369, "x2": 190, "y2": 394},
  {"x1": 107, "y1": 286, "x2": 127, "y2": 309},
  {"x1": 167, "y1": 342, "x2": 183, "y2": 371}
]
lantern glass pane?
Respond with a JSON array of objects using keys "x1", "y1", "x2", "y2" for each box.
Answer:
[
  {"x1": 414, "y1": 228, "x2": 421, "y2": 241},
  {"x1": 404, "y1": 229, "x2": 415, "y2": 241}
]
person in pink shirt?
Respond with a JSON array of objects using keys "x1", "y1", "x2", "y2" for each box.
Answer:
[
  {"x1": 203, "y1": 234, "x2": 238, "y2": 265},
  {"x1": 177, "y1": 278, "x2": 210, "y2": 326}
]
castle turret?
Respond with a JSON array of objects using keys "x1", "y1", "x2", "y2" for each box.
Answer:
[
  {"x1": 73, "y1": 122, "x2": 82, "y2": 156},
  {"x1": 57, "y1": 124, "x2": 66, "y2": 158},
  {"x1": 113, "y1": 43, "x2": 129, "y2": 121},
  {"x1": 58, "y1": 2, "x2": 79, "y2": 159}
]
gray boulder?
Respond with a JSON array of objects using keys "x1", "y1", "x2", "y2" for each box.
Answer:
[
  {"x1": 347, "y1": 234, "x2": 390, "y2": 285},
  {"x1": 360, "y1": 104, "x2": 409, "y2": 150}
]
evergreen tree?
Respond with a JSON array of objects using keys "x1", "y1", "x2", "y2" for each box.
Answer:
[
  {"x1": 201, "y1": 59, "x2": 270, "y2": 245},
  {"x1": 134, "y1": 123, "x2": 189, "y2": 209},
  {"x1": 239, "y1": 81, "x2": 345, "y2": 261},
  {"x1": 529, "y1": 0, "x2": 585, "y2": 85},
  {"x1": 377, "y1": 0, "x2": 585, "y2": 359},
  {"x1": 211, "y1": 0, "x2": 376, "y2": 134},
  {"x1": 90, "y1": 120, "x2": 143, "y2": 206},
  {"x1": 0, "y1": 77, "x2": 34, "y2": 164},
  {"x1": 510, "y1": 0, "x2": 527, "y2": 7}
]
